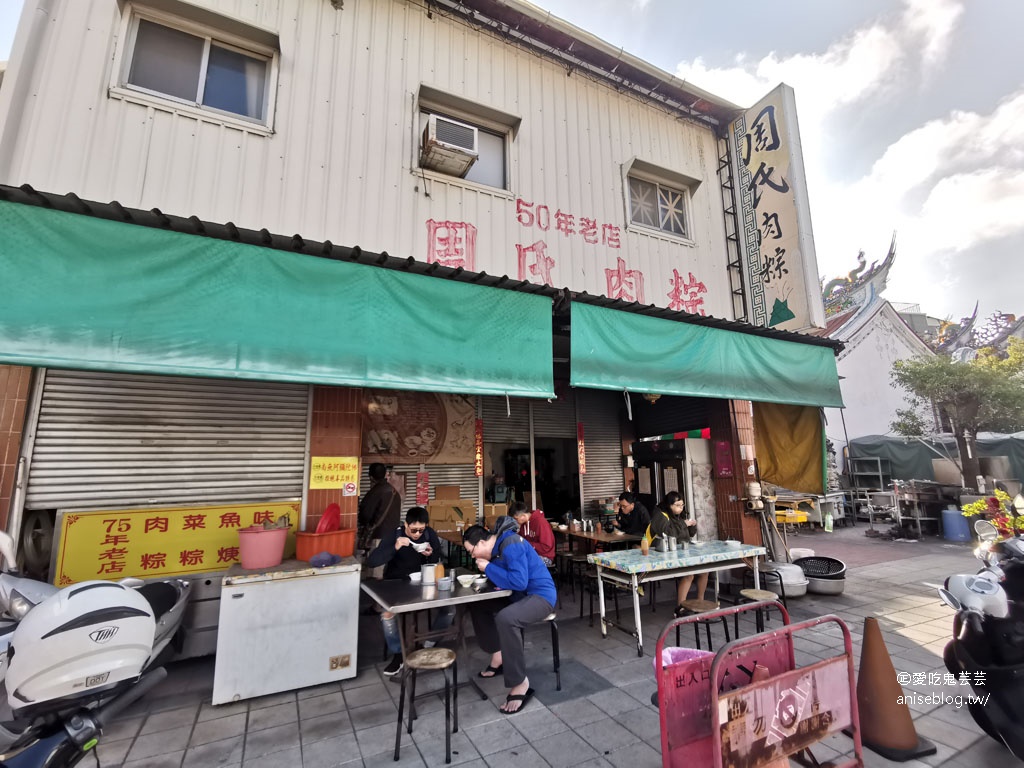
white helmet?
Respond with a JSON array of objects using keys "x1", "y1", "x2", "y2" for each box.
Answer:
[{"x1": 6, "y1": 581, "x2": 155, "y2": 714}]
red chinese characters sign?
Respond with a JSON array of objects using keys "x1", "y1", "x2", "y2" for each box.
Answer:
[
  {"x1": 577, "y1": 422, "x2": 586, "y2": 475},
  {"x1": 474, "y1": 419, "x2": 484, "y2": 477},
  {"x1": 53, "y1": 501, "x2": 301, "y2": 585},
  {"x1": 416, "y1": 472, "x2": 430, "y2": 505},
  {"x1": 426, "y1": 219, "x2": 477, "y2": 270}
]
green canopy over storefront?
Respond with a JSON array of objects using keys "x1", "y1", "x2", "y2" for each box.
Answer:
[
  {"x1": 570, "y1": 302, "x2": 843, "y2": 407},
  {"x1": 0, "y1": 200, "x2": 554, "y2": 397}
]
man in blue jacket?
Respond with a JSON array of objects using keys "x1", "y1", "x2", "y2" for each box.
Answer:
[{"x1": 462, "y1": 516, "x2": 557, "y2": 714}]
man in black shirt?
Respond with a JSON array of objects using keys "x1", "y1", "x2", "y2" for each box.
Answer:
[{"x1": 612, "y1": 491, "x2": 651, "y2": 536}]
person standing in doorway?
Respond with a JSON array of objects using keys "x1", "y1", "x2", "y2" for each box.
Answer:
[{"x1": 358, "y1": 463, "x2": 402, "y2": 577}]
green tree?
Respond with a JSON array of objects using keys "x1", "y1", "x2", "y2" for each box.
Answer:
[{"x1": 890, "y1": 338, "x2": 1024, "y2": 487}]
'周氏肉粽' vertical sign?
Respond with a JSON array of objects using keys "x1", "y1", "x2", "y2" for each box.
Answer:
[{"x1": 732, "y1": 84, "x2": 824, "y2": 332}]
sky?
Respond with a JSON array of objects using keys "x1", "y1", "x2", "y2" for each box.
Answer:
[{"x1": 2, "y1": 0, "x2": 1022, "y2": 324}]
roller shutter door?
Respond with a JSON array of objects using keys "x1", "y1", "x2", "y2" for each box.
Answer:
[
  {"x1": 25, "y1": 370, "x2": 309, "y2": 510},
  {"x1": 359, "y1": 463, "x2": 481, "y2": 506},
  {"x1": 531, "y1": 393, "x2": 577, "y2": 438},
  {"x1": 578, "y1": 389, "x2": 625, "y2": 503},
  {"x1": 481, "y1": 396, "x2": 530, "y2": 443}
]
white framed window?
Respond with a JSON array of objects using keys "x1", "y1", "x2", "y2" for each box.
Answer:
[
  {"x1": 116, "y1": 6, "x2": 277, "y2": 127},
  {"x1": 623, "y1": 159, "x2": 702, "y2": 242},
  {"x1": 628, "y1": 176, "x2": 690, "y2": 238},
  {"x1": 416, "y1": 86, "x2": 520, "y2": 192}
]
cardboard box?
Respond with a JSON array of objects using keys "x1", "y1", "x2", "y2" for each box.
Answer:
[
  {"x1": 427, "y1": 499, "x2": 478, "y2": 532},
  {"x1": 435, "y1": 485, "x2": 461, "y2": 500},
  {"x1": 483, "y1": 503, "x2": 509, "y2": 532}
]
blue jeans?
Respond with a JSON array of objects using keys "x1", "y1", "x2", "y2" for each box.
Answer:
[{"x1": 381, "y1": 607, "x2": 456, "y2": 655}]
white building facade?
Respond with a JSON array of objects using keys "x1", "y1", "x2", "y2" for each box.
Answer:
[{"x1": 0, "y1": 0, "x2": 756, "y2": 317}]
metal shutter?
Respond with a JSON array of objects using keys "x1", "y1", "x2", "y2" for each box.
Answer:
[
  {"x1": 25, "y1": 370, "x2": 309, "y2": 510},
  {"x1": 481, "y1": 396, "x2": 530, "y2": 443},
  {"x1": 359, "y1": 463, "x2": 481, "y2": 506},
  {"x1": 531, "y1": 393, "x2": 577, "y2": 437},
  {"x1": 578, "y1": 388, "x2": 625, "y2": 503}
]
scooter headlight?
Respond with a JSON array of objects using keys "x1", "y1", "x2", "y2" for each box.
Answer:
[{"x1": 8, "y1": 590, "x2": 32, "y2": 621}]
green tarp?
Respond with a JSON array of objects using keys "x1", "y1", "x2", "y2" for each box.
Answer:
[
  {"x1": 570, "y1": 302, "x2": 843, "y2": 407},
  {"x1": 0, "y1": 201, "x2": 554, "y2": 397},
  {"x1": 849, "y1": 434, "x2": 1024, "y2": 482}
]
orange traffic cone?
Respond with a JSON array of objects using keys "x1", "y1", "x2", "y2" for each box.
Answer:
[{"x1": 854, "y1": 617, "x2": 936, "y2": 761}]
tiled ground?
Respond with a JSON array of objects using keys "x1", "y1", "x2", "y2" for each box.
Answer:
[{"x1": 80, "y1": 526, "x2": 1021, "y2": 767}]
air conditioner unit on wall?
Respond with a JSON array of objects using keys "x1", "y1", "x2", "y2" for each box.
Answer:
[{"x1": 420, "y1": 114, "x2": 479, "y2": 177}]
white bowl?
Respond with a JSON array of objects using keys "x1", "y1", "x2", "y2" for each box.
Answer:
[
  {"x1": 456, "y1": 574, "x2": 476, "y2": 588},
  {"x1": 473, "y1": 576, "x2": 488, "y2": 587},
  {"x1": 412, "y1": 541, "x2": 429, "y2": 553},
  {"x1": 557, "y1": 524, "x2": 568, "y2": 531},
  {"x1": 408, "y1": 572, "x2": 422, "y2": 584},
  {"x1": 614, "y1": 530, "x2": 625, "y2": 536},
  {"x1": 724, "y1": 540, "x2": 742, "y2": 549}
]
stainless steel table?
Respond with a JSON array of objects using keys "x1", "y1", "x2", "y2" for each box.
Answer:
[
  {"x1": 361, "y1": 574, "x2": 511, "y2": 691},
  {"x1": 587, "y1": 541, "x2": 767, "y2": 657}
]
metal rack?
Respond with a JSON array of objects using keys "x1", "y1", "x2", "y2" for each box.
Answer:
[{"x1": 849, "y1": 457, "x2": 892, "y2": 523}]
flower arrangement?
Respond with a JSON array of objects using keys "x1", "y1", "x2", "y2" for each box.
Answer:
[{"x1": 961, "y1": 489, "x2": 1024, "y2": 539}]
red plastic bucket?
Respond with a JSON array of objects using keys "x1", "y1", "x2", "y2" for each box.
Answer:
[{"x1": 238, "y1": 526, "x2": 287, "y2": 570}]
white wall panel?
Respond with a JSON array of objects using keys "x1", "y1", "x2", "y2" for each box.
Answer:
[{"x1": 2, "y1": 0, "x2": 735, "y2": 316}]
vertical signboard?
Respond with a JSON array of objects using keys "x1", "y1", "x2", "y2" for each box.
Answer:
[
  {"x1": 474, "y1": 418, "x2": 484, "y2": 477},
  {"x1": 577, "y1": 423, "x2": 587, "y2": 474},
  {"x1": 732, "y1": 84, "x2": 825, "y2": 332},
  {"x1": 415, "y1": 472, "x2": 430, "y2": 505}
]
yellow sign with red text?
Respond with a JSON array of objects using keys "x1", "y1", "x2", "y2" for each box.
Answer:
[
  {"x1": 309, "y1": 456, "x2": 360, "y2": 493},
  {"x1": 53, "y1": 501, "x2": 301, "y2": 586}
]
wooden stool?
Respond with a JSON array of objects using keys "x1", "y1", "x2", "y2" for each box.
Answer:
[
  {"x1": 735, "y1": 588, "x2": 779, "y2": 636},
  {"x1": 675, "y1": 598, "x2": 730, "y2": 650},
  {"x1": 520, "y1": 612, "x2": 561, "y2": 691},
  {"x1": 395, "y1": 648, "x2": 457, "y2": 763}
]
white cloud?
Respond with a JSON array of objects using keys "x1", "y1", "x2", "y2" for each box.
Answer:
[{"x1": 668, "y1": 0, "x2": 1024, "y2": 317}]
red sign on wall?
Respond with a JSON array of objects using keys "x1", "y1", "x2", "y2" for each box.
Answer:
[
  {"x1": 474, "y1": 419, "x2": 484, "y2": 477},
  {"x1": 714, "y1": 440, "x2": 735, "y2": 478},
  {"x1": 577, "y1": 423, "x2": 586, "y2": 475},
  {"x1": 415, "y1": 472, "x2": 430, "y2": 505}
]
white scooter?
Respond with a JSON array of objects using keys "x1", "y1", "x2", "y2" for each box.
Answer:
[
  {"x1": 938, "y1": 519, "x2": 1024, "y2": 762},
  {"x1": 0, "y1": 531, "x2": 192, "y2": 766},
  {"x1": 0, "y1": 534, "x2": 59, "y2": 682}
]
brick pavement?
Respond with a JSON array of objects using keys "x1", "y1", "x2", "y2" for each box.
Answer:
[{"x1": 77, "y1": 525, "x2": 1021, "y2": 767}]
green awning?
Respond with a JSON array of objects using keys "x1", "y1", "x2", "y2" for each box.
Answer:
[
  {"x1": 570, "y1": 303, "x2": 843, "y2": 407},
  {"x1": 0, "y1": 200, "x2": 554, "y2": 397}
]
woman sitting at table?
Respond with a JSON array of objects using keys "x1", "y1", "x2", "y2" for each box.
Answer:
[
  {"x1": 648, "y1": 491, "x2": 709, "y2": 612},
  {"x1": 509, "y1": 502, "x2": 556, "y2": 565},
  {"x1": 366, "y1": 506, "x2": 453, "y2": 677}
]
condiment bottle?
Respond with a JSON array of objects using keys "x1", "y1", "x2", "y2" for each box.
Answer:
[{"x1": 640, "y1": 537, "x2": 650, "y2": 556}]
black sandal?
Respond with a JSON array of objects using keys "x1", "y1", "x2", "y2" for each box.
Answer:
[
  {"x1": 478, "y1": 664, "x2": 503, "y2": 678},
  {"x1": 501, "y1": 688, "x2": 535, "y2": 714}
]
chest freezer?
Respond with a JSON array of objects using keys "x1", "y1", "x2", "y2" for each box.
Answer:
[{"x1": 213, "y1": 557, "x2": 361, "y2": 704}]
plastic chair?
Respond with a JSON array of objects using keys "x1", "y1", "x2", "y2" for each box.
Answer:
[{"x1": 395, "y1": 648, "x2": 457, "y2": 763}]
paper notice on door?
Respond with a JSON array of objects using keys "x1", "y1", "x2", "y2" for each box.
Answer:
[
  {"x1": 663, "y1": 469, "x2": 679, "y2": 493},
  {"x1": 638, "y1": 467, "x2": 651, "y2": 495}
]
